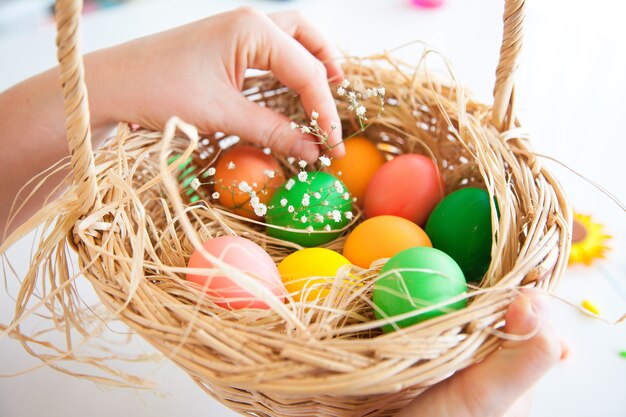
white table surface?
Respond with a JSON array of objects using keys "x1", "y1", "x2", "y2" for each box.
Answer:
[{"x1": 1, "y1": 1, "x2": 625, "y2": 416}]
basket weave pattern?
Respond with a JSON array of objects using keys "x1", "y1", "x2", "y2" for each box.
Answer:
[{"x1": 5, "y1": 0, "x2": 572, "y2": 416}]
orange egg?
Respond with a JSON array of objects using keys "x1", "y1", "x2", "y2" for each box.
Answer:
[
  {"x1": 214, "y1": 145, "x2": 285, "y2": 219},
  {"x1": 343, "y1": 215, "x2": 432, "y2": 268},
  {"x1": 330, "y1": 137, "x2": 386, "y2": 206}
]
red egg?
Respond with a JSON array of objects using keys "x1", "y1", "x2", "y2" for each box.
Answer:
[{"x1": 363, "y1": 154, "x2": 444, "y2": 226}]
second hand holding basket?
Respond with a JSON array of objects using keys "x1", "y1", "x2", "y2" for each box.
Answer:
[{"x1": 6, "y1": 0, "x2": 572, "y2": 416}]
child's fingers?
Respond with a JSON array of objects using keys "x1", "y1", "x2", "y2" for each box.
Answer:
[
  {"x1": 268, "y1": 10, "x2": 344, "y2": 81},
  {"x1": 215, "y1": 91, "x2": 320, "y2": 162},
  {"x1": 243, "y1": 11, "x2": 344, "y2": 158}
]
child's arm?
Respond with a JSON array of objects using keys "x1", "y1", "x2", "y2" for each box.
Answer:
[{"x1": 0, "y1": 8, "x2": 344, "y2": 237}]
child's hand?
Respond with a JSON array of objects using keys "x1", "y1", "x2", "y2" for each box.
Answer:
[
  {"x1": 395, "y1": 292, "x2": 567, "y2": 417},
  {"x1": 90, "y1": 7, "x2": 345, "y2": 162},
  {"x1": 0, "y1": 8, "x2": 345, "y2": 234}
]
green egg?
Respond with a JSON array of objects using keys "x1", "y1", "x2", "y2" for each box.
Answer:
[
  {"x1": 374, "y1": 246, "x2": 467, "y2": 332},
  {"x1": 266, "y1": 172, "x2": 352, "y2": 247},
  {"x1": 425, "y1": 187, "x2": 494, "y2": 282}
]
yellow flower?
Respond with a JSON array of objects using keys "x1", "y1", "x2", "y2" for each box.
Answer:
[{"x1": 569, "y1": 212, "x2": 611, "y2": 266}]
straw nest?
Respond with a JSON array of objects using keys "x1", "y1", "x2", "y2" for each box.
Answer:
[{"x1": 1, "y1": 0, "x2": 573, "y2": 416}]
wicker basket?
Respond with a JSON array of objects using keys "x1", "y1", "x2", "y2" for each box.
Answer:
[{"x1": 5, "y1": 0, "x2": 572, "y2": 416}]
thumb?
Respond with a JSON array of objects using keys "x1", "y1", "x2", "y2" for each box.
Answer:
[
  {"x1": 453, "y1": 292, "x2": 564, "y2": 417},
  {"x1": 395, "y1": 292, "x2": 564, "y2": 417},
  {"x1": 215, "y1": 92, "x2": 320, "y2": 162}
]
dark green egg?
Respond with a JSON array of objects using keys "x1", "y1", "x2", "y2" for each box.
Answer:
[{"x1": 425, "y1": 187, "x2": 493, "y2": 282}]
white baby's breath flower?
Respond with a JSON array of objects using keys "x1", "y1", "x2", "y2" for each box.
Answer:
[
  {"x1": 313, "y1": 192, "x2": 322, "y2": 199},
  {"x1": 298, "y1": 160, "x2": 307, "y2": 169},
  {"x1": 238, "y1": 181, "x2": 252, "y2": 193},
  {"x1": 334, "y1": 180, "x2": 344, "y2": 194},
  {"x1": 331, "y1": 210, "x2": 342, "y2": 222},
  {"x1": 249, "y1": 195, "x2": 260, "y2": 206},
  {"x1": 314, "y1": 213, "x2": 324, "y2": 223},
  {"x1": 263, "y1": 147, "x2": 272, "y2": 155},
  {"x1": 378, "y1": 87, "x2": 386, "y2": 97},
  {"x1": 300, "y1": 126, "x2": 311, "y2": 134},
  {"x1": 306, "y1": 225, "x2": 314, "y2": 233},
  {"x1": 211, "y1": 192, "x2": 220, "y2": 199},
  {"x1": 252, "y1": 182, "x2": 258, "y2": 188},
  {"x1": 263, "y1": 169, "x2": 275, "y2": 179},
  {"x1": 356, "y1": 105, "x2": 366, "y2": 117},
  {"x1": 190, "y1": 178, "x2": 201, "y2": 191},
  {"x1": 206, "y1": 167, "x2": 216, "y2": 176},
  {"x1": 298, "y1": 171, "x2": 308, "y2": 182},
  {"x1": 227, "y1": 161, "x2": 235, "y2": 170},
  {"x1": 337, "y1": 171, "x2": 343, "y2": 176},
  {"x1": 330, "y1": 122, "x2": 338, "y2": 130},
  {"x1": 301, "y1": 193, "x2": 310, "y2": 207},
  {"x1": 319, "y1": 156, "x2": 331, "y2": 167},
  {"x1": 285, "y1": 178, "x2": 296, "y2": 190},
  {"x1": 254, "y1": 204, "x2": 267, "y2": 217},
  {"x1": 321, "y1": 200, "x2": 329, "y2": 206},
  {"x1": 300, "y1": 215, "x2": 308, "y2": 223},
  {"x1": 323, "y1": 224, "x2": 332, "y2": 232},
  {"x1": 311, "y1": 111, "x2": 319, "y2": 119},
  {"x1": 310, "y1": 119, "x2": 317, "y2": 127},
  {"x1": 365, "y1": 88, "x2": 373, "y2": 98},
  {"x1": 290, "y1": 122, "x2": 298, "y2": 130},
  {"x1": 336, "y1": 86, "x2": 346, "y2": 96},
  {"x1": 345, "y1": 211, "x2": 353, "y2": 220},
  {"x1": 341, "y1": 79, "x2": 350, "y2": 88},
  {"x1": 343, "y1": 192, "x2": 350, "y2": 200},
  {"x1": 280, "y1": 198, "x2": 288, "y2": 207},
  {"x1": 287, "y1": 205, "x2": 295, "y2": 213},
  {"x1": 287, "y1": 156, "x2": 296, "y2": 165}
]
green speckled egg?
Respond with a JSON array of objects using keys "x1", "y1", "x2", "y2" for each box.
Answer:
[{"x1": 266, "y1": 172, "x2": 352, "y2": 247}]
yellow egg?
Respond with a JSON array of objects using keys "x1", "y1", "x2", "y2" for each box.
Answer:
[
  {"x1": 331, "y1": 137, "x2": 386, "y2": 206},
  {"x1": 277, "y1": 248, "x2": 352, "y2": 302}
]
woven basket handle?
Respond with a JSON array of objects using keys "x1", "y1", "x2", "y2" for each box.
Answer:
[
  {"x1": 55, "y1": 0, "x2": 99, "y2": 215},
  {"x1": 492, "y1": 0, "x2": 525, "y2": 131},
  {"x1": 54, "y1": 0, "x2": 523, "y2": 214}
]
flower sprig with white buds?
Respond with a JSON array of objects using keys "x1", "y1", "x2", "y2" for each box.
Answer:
[
  {"x1": 336, "y1": 79, "x2": 386, "y2": 132},
  {"x1": 289, "y1": 78, "x2": 386, "y2": 153},
  {"x1": 188, "y1": 160, "x2": 279, "y2": 217},
  {"x1": 289, "y1": 110, "x2": 337, "y2": 148}
]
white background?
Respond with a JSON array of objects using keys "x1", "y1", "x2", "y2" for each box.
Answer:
[{"x1": 1, "y1": 0, "x2": 625, "y2": 416}]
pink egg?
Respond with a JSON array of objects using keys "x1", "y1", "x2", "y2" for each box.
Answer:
[
  {"x1": 186, "y1": 236, "x2": 285, "y2": 310},
  {"x1": 363, "y1": 154, "x2": 444, "y2": 226}
]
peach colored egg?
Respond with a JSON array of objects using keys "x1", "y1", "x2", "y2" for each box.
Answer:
[
  {"x1": 343, "y1": 215, "x2": 432, "y2": 268},
  {"x1": 186, "y1": 236, "x2": 285, "y2": 310},
  {"x1": 330, "y1": 137, "x2": 386, "y2": 206},
  {"x1": 363, "y1": 154, "x2": 444, "y2": 226},
  {"x1": 214, "y1": 145, "x2": 285, "y2": 219}
]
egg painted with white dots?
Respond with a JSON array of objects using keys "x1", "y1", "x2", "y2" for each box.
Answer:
[{"x1": 266, "y1": 172, "x2": 352, "y2": 247}]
